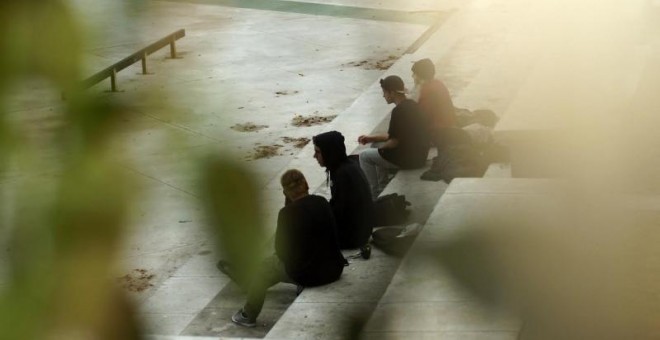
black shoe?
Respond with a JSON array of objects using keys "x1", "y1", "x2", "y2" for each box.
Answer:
[
  {"x1": 347, "y1": 245, "x2": 371, "y2": 260},
  {"x1": 360, "y1": 245, "x2": 371, "y2": 260},
  {"x1": 216, "y1": 260, "x2": 233, "y2": 277}
]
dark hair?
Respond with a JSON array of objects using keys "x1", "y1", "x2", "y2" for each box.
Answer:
[
  {"x1": 379, "y1": 75, "x2": 405, "y2": 93},
  {"x1": 411, "y1": 58, "x2": 435, "y2": 80},
  {"x1": 312, "y1": 131, "x2": 347, "y2": 171}
]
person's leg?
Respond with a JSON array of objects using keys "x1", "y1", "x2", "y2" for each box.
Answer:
[
  {"x1": 216, "y1": 259, "x2": 252, "y2": 289},
  {"x1": 359, "y1": 148, "x2": 398, "y2": 198},
  {"x1": 359, "y1": 148, "x2": 382, "y2": 197},
  {"x1": 237, "y1": 255, "x2": 291, "y2": 325},
  {"x1": 216, "y1": 260, "x2": 238, "y2": 282}
]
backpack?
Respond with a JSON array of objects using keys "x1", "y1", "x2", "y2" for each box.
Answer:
[
  {"x1": 420, "y1": 145, "x2": 487, "y2": 183},
  {"x1": 373, "y1": 193, "x2": 411, "y2": 226},
  {"x1": 371, "y1": 223, "x2": 422, "y2": 257},
  {"x1": 455, "y1": 108, "x2": 498, "y2": 128}
]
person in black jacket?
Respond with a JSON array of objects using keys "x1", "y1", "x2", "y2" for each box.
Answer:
[
  {"x1": 227, "y1": 169, "x2": 345, "y2": 327},
  {"x1": 313, "y1": 131, "x2": 375, "y2": 250}
]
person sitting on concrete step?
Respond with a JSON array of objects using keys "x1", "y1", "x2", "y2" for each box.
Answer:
[
  {"x1": 223, "y1": 169, "x2": 345, "y2": 328},
  {"x1": 412, "y1": 58, "x2": 456, "y2": 132},
  {"x1": 313, "y1": 131, "x2": 375, "y2": 251},
  {"x1": 358, "y1": 75, "x2": 430, "y2": 198}
]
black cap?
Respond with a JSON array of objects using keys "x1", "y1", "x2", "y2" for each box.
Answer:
[{"x1": 379, "y1": 75, "x2": 405, "y2": 94}]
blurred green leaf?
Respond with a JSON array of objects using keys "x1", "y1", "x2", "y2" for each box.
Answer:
[
  {"x1": 202, "y1": 156, "x2": 266, "y2": 286},
  {"x1": 0, "y1": 1, "x2": 82, "y2": 90}
]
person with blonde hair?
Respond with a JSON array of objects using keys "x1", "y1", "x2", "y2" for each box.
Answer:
[{"x1": 228, "y1": 169, "x2": 345, "y2": 327}]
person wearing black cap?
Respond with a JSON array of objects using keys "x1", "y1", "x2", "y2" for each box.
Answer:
[
  {"x1": 412, "y1": 58, "x2": 456, "y2": 130},
  {"x1": 358, "y1": 75, "x2": 430, "y2": 198},
  {"x1": 312, "y1": 131, "x2": 375, "y2": 250}
]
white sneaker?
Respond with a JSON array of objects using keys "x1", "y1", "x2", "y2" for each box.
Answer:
[
  {"x1": 231, "y1": 309, "x2": 256, "y2": 328},
  {"x1": 397, "y1": 223, "x2": 422, "y2": 238}
]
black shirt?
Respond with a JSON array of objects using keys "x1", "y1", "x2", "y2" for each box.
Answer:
[
  {"x1": 275, "y1": 195, "x2": 345, "y2": 286},
  {"x1": 379, "y1": 99, "x2": 430, "y2": 169},
  {"x1": 312, "y1": 131, "x2": 376, "y2": 249},
  {"x1": 330, "y1": 159, "x2": 375, "y2": 249}
]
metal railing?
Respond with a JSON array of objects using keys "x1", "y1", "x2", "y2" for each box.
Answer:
[{"x1": 82, "y1": 29, "x2": 186, "y2": 92}]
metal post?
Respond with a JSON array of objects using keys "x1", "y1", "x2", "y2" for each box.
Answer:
[
  {"x1": 141, "y1": 52, "x2": 148, "y2": 74},
  {"x1": 170, "y1": 37, "x2": 177, "y2": 58},
  {"x1": 111, "y1": 68, "x2": 117, "y2": 92},
  {"x1": 80, "y1": 29, "x2": 185, "y2": 90}
]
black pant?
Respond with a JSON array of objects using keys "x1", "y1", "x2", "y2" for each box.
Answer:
[{"x1": 243, "y1": 255, "x2": 294, "y2": 320}]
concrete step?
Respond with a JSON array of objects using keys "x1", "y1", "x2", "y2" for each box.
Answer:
[
  {"x1": 265, "y1": 166, "x2": 450, "y2": 339},
  {"x1": 360, "y1": 178, "x2": 561, "y2": 338},
  {"x1": 483, "y1": 162, "x2": 511, "y2": 178},
  {"x1": 365, "y1": 177, "x2": 660, "y2": 338}
]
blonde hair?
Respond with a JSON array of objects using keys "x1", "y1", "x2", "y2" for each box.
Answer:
[{"x1": 280, "y1": 169, "x2": 308, "y2": 197}]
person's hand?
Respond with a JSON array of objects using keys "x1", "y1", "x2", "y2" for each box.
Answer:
[{"x1": 358, "y1": 135, "x2": 370, "y2": 145}]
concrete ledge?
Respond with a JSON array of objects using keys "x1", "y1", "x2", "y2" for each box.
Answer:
[
  {"x1": 362, "y1": 178, "x2": 546, "y2": 338},
  {"x1": 491, "y1": 40, "x2": 649, "y2": 178},
  {"x1": 265, "y1": 249, "x2": 398, "y2": 340},
  {"x1": 483, "y1": 163, "x2": 511, "y2": 178}
]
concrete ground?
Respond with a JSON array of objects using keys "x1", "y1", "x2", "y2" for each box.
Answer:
[{"x1": 2, "y1": 0, "x2": 659, "y2": 338}]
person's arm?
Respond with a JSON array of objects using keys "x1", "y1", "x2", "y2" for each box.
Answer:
[
  {"x1": 381, "y1": 105, "x2": 402, "y2": 149},
  {"x1": 276, "y1": 206, "x2": 309, "y2": 259},
  {"x1": 274, "y1": 209, "x2": 288, "y2": 260},
  {"x1": 277, "y1": 206, "x2": 313, "y2": 270},
  {"x1": 358, "y1": 133, "x2": 389, "y2": 145},
  {"x1": 329, "y1": 170, "x2": 349, "y2": 231}
]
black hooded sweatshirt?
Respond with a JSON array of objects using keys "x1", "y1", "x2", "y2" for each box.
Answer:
[
  {"x1": 275, "y1": 195, "x2": 345, "y2": 287},
  {"x1": 313, "y1": 131, "x2": 375, "y2": 249}
]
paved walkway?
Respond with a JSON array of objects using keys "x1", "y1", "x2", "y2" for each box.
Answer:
[
  {"x1": 2, "y1": 0, "x2": 452, "y2": 336},
  {"x1": 3, "y1": 0, "x2": 660, "y2": 338}
]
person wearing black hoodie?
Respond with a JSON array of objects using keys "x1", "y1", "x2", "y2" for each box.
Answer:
[
  {"x1": 312, "y1": 131, "x2": 375, "y2": 250},
  {"x1": 228, "y1": 169, "x2": 345, "y2": 327}
]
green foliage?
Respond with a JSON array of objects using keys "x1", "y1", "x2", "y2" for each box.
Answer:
[
  {"x1": 0, "y1": 1, "x2": 269, "y2": 338},
  {"x1": 0, "y1": 1, "x2": 143, "y2": 338},
  {"x1": 0, "y1": 1, "x2": 82, "y2": 90},
  {"x1": 202, "y1": 156, "x2": 266, "y2": 286}
]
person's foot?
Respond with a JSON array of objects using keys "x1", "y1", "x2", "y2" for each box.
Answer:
[
  {"x1": 231, "y1": 309, "x2": 256, "y2": 328},
  {"x1": 360, "y1": 244, "x2": 371, "y2": 260},
  {"x1": 216, "y1": 260, "x2": 233, "y2": 277},
  {"x1": 346, "y1": 245, "x2": 371, "y2": 260}
]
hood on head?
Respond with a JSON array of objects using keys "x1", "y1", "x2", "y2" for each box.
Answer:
[{"x1": 313, "y1": 131, "x2": 347, "y2": 170}]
